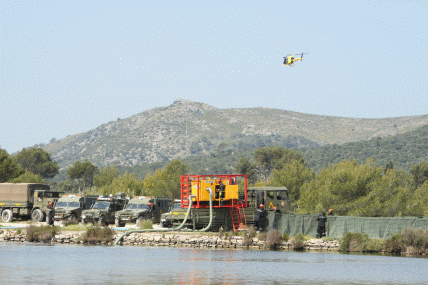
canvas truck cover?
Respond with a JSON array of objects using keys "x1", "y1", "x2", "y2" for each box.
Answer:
[
  {"x1": 0, "y1": 183, "x2": 50, "y2": 203},
  {"x1": 128, "y1": 196, "x2": 153, "y2": 205}
]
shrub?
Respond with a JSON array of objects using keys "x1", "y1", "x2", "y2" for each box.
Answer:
[
  {"x1": 384, "y1": 234, "x2": 405, "y2": 254},
  {"x1": 282, "y1": 233, "x2": 290, "y2": 242},
  {"x1": 265, "y1": 229, "x2": 282, "y2": 250},
  {"x1": 291, "y1": 234, "x2": 305, "y2": 250},
  {"x1": 257, "y1": 232, "x2": 267, "y2": 241},
  {"x1": 81, "y1": 226, "x2": 114, "y2": 244},
  {"x1": 243, "y1": 233, "x2": 253, "y2": 246},
  {"x1": 15, "y1": 228, "x2": 22, "y2": 235},
  {"x1": 400, "y1": 228, "x2": 428, "y2": 252},
  {"x1": 340, "y1": 232, "x2": 370, "y2": 252},
  {"x1": 137, "y1": 220, "x2": 153, "y2": 229},
  {"x1": 26, "y1": 225, "x2": 60, "y2": 243},
  {"x1": 365, "y1": 239, "x2": 384, "y2": 253}
]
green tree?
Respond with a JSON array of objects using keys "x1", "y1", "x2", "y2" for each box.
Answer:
[
  {"x1": 13, "y1": 147, "x2": 59, "y2": 179},
  {"x1": 254, "y1": 146, "x2": 303, "y2": 181},
  {"x1": 269, "y1": 160, "x2": 314, "y2": 201},
  {"x1": 93, "y1": 166, "x2": 119, "y2": 188},
  {"x1": 298, "y1": 159, "x2": 383, "y2": 215},
  {"x1": 0, "y1": 148, "x2": 23, "y2": 182},
  {"x1": 98, "y1": 173, "x2": 145, "y2": 196},
  {"x1": 8, "y1": 170, "x2": 45, "y2": 183},
  {"x1": 410, "y1": 161, "x2": 428, "y2": 189},
  {"x1": 405, "y1": 181, "x2": 428, "y2": 217},
  {"x1": 349, "y1": 169, "x2": 412, "y2": 217},
  {"x1": 235, "y1": 158, "x2": 257, "y2": 184},
  {"x1": 67, "y1": 160, "x2": 99, "y2": 192},
  {"x1": 144, "y1": 159, "x2": 189, "y2": 198}
]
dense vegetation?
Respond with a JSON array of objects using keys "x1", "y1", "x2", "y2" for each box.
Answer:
[
  {"x1": 2, "y1": 124, "x2": 428, "y2": 218},
  {"x1": 300, "y1": 125, "x2": 428, "y2": 172}
]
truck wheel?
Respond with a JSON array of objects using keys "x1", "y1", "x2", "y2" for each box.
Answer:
[
  {"x1": 1, "y1": 209, "x2": 13, "y2": 223},
  {"x1": 98, "y1": 216, "x2": 106, "y2": 227},
  {"x1": 32, "y1": 209, "x2": 44, "y2": 222},
  {"x1": 68, "y1": 214, "x2": 77, "y2": 222}
]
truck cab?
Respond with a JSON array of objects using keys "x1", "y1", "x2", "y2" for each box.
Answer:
[{"x1": 54, "y1": 194, "x2": 98, "y2": 222}]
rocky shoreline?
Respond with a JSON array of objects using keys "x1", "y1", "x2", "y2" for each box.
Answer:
[{"x1": 0, "y1": 229, "x2": 340, "y2": 251}]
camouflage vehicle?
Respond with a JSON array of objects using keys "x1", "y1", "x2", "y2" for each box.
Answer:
[
  {"x1": 115, "y1": 196, "x2": 172, "y2": 227},
  {"x1": 81, "y1": 193, "x2": 127, "y2": 226},
  {"x1": 160, "y1": 186, "x2": 292, "y2": 231},
  {"x1": 53, "y1": 194, "x2": 99, "y2": 222},
  {"x1": 159, "y1": 199, "x2": 181, "y2": 227},
  {"x1": 0, "y1": 183, "x2": 63, "y2": 223}
]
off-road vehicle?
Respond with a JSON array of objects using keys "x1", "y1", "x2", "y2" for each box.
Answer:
[
  {"x1": 114, "y1": 196, "x2": 172, "y2": 227},
  {"x1": 54, "y1": 194, "x2": 98, "y2": 222},
  {"x1": 81, "y1": 193, "x2": 127, "y2": 226}
]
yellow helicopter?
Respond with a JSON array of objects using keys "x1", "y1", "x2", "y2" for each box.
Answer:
[{"x1": 283, "y1": 52, "x2": 309, "y2": 66}]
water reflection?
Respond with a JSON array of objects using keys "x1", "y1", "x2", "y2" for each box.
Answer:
[{"x1": 0, "y1": 243, "x2": 427, "y2": 284}]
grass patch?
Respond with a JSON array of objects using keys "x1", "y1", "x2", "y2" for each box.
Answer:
[
  {"x1": 137, "y1": 219, "x2": 153, "y2": 229},
  {"x1": 322, "y1": 236, "x2": 334, "y2": 242},
  {"x1": 62, "y1": 224, "x2": 88, "y2": 231},
  {"x1": 62, "y1": 219, "x2": 79, "y2": 227},
  {"x1": 26, "y1": 225, "x2": 60, "y2": 243},
  {"x1": 79, "y1": 226, "x2": 114, "y2": 244}
]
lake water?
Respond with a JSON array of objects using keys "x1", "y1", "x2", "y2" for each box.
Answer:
[{"x1": 0, "y1": 242, "x2": 427, "y2": 284}]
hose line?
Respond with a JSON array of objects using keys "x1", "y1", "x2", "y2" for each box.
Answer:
[{"x1": 113, "y1": 187, "x2": 213, "y2": 246}]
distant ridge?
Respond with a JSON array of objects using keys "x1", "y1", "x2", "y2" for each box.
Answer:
[{"x1": 41, "y1": 99, "x2": 428, "y2": 168}]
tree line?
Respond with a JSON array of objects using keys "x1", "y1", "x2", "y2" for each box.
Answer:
[{"x1": 2, "y1": 145, "x2": 428, "y2": 217}]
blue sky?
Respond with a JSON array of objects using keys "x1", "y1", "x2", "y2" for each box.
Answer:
[{"x1": 1, "y1": 0, "x2": 427, "y2": 154}]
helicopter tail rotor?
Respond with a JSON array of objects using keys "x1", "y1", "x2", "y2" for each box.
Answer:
[{"x1": 295, "y1": 52, "x2": 309, "y2": 60}]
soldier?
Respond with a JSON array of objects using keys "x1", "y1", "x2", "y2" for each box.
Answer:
[
  {"x1": 254, "y1": 204, "x2": 265, "y2": 232},
  {"x1": 46, "y1": 202, "x2": 55, "y2": 225},
  {"x1": 328, "y1": 208, "x2": 334, "y2": 216},
  {"x1": 316, "y1": 210, "x2": 327, "y2": 238}
]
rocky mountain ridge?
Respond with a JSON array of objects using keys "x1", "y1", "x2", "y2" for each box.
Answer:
[{"x1": 42, "y1": 99, "x2": 428, "y2": 168}]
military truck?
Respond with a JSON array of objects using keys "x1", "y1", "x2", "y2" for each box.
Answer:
[
  {"x1": 114, "y1": 196, "x2": 172, "y2": 227},
  {"x1": 81, "y1": 193, "x2": 127, "y2": 226},
  {"x1": 160, "y1": 182, "x2": 292, "y2": 231},
  {"x1": 53, "y1": 194, "x2": 99, "y2": 222},
  {"x1": 160, "y1": 199, "x2": 182, "y2": 227},
  {"x1": 0, "y1": 183, "x2": 63, "y2": 223}
]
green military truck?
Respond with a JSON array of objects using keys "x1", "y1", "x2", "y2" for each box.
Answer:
[
  {"x1": 0, "y1": 183, "x2": 63, "y2": 223},
  {"x1": 53, "y1": 194, "x2": 99, "y2": 222},
  {"x1": 115, "y1": 196, "x2": 172, "y2": 227},
  {"x1": 81, "y1": 193, "x2": 127, "y2": 226},
  {"x1": 160, "y1": 199, "x2": 182, "y2": 227},
  {"x1": 160, "y1": 186, "x2": 292, "y2": 231}
]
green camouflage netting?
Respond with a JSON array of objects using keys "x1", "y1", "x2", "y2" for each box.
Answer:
[{"x1": 266, "y1": 212, "x2": 428, "y2": 239}]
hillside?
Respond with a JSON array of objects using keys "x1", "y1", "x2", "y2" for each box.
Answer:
[
  {"x1": 42, "y1": 99, "x2": 428, "y2": 168},
  {"x1": 300, "y1": 124, "x2": 428, "y2": 172}
]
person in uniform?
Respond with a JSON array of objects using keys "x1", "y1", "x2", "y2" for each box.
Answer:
[
  {"x1": 46, "y1": 201, "x2": 55, "y2": 225},
  {"x1": 254, "y1": 204, "x2": 265, "y2": 232},
  {"x1": 316, "y1": 210, "x2": 327, "y2": 238},
  {"x1": 328, "y1": 208, "x2": 334, "y2": 216}
]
